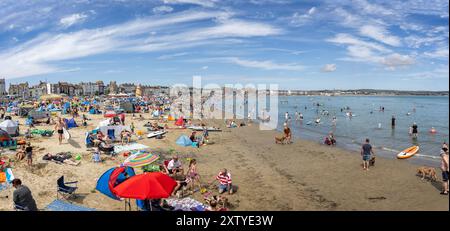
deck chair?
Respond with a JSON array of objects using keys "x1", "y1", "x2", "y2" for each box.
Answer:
[{"x1": 57, "y1": 176, "x2": 78, "y2": 200}]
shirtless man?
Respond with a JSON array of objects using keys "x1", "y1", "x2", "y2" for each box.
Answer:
[{"x1": 54, "y1": 117, "x2": 66, "y2": 145}]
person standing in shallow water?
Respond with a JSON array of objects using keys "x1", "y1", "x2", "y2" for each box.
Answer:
[{"x1": 391, "y1": 115, "x2": 396, "y2": 128}]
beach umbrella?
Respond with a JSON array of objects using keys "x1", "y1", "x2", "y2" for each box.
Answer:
[
  {"x1": 123, "y1": 152, "x2": 159, "y2": 168},
  {"x1": 112, "y1": 172, "x2": 177, "y2": 200}
]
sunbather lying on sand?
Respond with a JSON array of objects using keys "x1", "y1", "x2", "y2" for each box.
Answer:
[{"x1": 42, "y1": 153, "x2": 80, "y2": 166}]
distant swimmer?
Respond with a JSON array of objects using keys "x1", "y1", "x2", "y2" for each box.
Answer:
[
  {"x1": 406, "y1": 112, "x2": 411, "y2": 116},
  {"x1": 285, "y1": 112, "x2": 290, "y2": 122},
  {"x1": 315, "y1": 117, "x2": 321, "y2": 125},
  {"x1": 295, "y1": 111, "x2": 299, "y2": 121},
  {"x1": 430, "y1": 127, "x2": 437, "y2": 134},
  {"x1": 332, "y1": 116, "x2": 337, "y2": 126},
  {"x1": 391, "y1": 115, "x2": 396, "y2": 128},
  {"x1": 377, "y1": 123, "x2": 382, "y2": 129},
  {"x1": 299, "y1": 113, "x2": 304, "y2": 120}
]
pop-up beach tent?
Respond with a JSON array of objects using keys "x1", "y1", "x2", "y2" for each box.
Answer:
[
  {"x1": 64, "y1": 118, "x2": 78, "y2": 129},
  {"x1": 176, "y1": 135, "x2": 192, "y2": 147},
  {"x1": 96, "y1": 167, "x2": 136, "y2": 200},
  {"x1": 0, "y1": 120, "x2": 19, "y2": 137}
]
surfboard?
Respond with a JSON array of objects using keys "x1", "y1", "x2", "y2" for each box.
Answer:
[
  {"x1": 397, "y1": 146, "x2": 419, "y2": 159},
  {"x1": 63, "y1": 127, "x2": 71, "y2": 140},
  {"x1": 147, "y1": 130, "x2": 167, "y2": 138},
  {"x1": 187, "y1": 126, "x2": 222, "y2": 132}
]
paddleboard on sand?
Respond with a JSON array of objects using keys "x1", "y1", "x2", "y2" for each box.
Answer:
[
  {"x1": 63, "y1": 127, "x2": 71, "y2": 140},
  {"x1": 147, "y1": 130, "x2": 167, "y2": 138},
  {"x1": 187, "y1": 126, "x2": 222, "y2": 132},
  {"x1": 397, "y1": 146, "x2": 419, "y2": 159}
]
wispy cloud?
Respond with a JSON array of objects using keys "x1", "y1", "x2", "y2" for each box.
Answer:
[
  {"x1": 60, "y1": 13, "x2": 88, "y2": 28},
  {"x1": 162, "y1": 0, "x2": 217, "y2": 8},
  {"x1": 359, "y1": 25, "x2": 401, "y2": 47},
  {"x1": 0, "y1": 10, "x2": 280, "y2": 79},
  {"x1": 157, "y1": 52, "x2": 189, "y2": 60},
  {"x1": 226, "y1": 57, "x2": 304, "y2": 71},
  {"x1": 153, "y1": 5, "x2": 174, "y2": 14},
  {"x1": 289, "y1": 7, "x2": 316, "y2": 27}
]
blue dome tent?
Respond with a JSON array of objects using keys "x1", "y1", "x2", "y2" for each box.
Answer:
[{"x1": 176, "y1": 135, "x2": 192, "y2": 147}]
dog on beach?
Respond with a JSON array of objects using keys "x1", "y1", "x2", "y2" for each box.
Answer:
[
  {"x1": 417, "y1": 167, "x2": 437, "y2": 181},
  {"x1": 275, "y1": 136, "x2": 286, "y2": 144},
  {"x1": 369, "y1": 157, "x2": 376, "y2": 166}
]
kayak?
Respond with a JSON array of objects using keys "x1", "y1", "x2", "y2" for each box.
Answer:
[{"x1": 397, "y1": 146, "x2": 419, "y2": 159}]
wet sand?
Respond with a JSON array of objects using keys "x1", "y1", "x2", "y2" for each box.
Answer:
[{"x1": 0, "y1": 113, "x2": 448, "y2": 211}]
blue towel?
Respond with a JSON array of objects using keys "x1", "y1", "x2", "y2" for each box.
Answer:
[{"x1": 45, "y1": 200, "x2": 96, "y2": 211}]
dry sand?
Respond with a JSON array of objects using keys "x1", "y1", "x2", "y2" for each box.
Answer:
[{"x1": 0, "y1": 113, "x2": 448, "y2": 211}]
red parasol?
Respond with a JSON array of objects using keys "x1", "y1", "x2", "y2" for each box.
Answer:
[{"x1": 112, "y1": 172, "x2": 177, "y2": 200}]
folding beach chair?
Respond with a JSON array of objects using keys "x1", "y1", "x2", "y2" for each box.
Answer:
[{"x1": 57, "y1": 176, "x2": 78, "y2": 200}]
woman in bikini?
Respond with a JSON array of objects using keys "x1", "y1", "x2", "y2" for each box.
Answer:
[{"x1": 187, "y1": 159, "x2": 201, "y2": 191}]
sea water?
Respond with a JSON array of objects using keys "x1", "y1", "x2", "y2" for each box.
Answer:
[{"x1": 276, "y1": 95, "x2": 449, "y2": 166}]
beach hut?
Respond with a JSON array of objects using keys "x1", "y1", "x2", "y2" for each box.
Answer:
[
  {"x1": 0, "y1": 120, "x2": 19, "y2": 137},
  {"x1": 176, "y1": 135, "x2": 192, "y2": 147}
]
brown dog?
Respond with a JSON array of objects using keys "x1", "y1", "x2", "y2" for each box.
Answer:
[
  {"x1": 417, "y1": 167, "x2": 437, "y2": 181},
  {"x1": 369, "y1": 157, "x2": 376, "y2": 166},
  {"x1": 275, "y1": 136, "x2": 286, "y2": 144}
]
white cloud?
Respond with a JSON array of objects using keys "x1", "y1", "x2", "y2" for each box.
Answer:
[
  {"x1": 326, "y1": 33, "x2": 389, "y2": 52},
  {"x1": 327, "y1": 34, "x2": 414, "y2": 69},
  {"x1": 289, "y1": 7, "x2": 316, "y2": 27},
  {"x1": 424, "y1": 48, "x2": 449, "y2": 59},
  {"x1": 59, "y1": 13, "x2": 88, "y2": 28},
  {"x1": 0, "y1": 10, "x2": 281, "y2": 79},
  {"x1": 359, "y1": 25, "x2": 401, "y2": 47},
  {"x1": 226, "y1": 57, "x2": 304, "y2": 71},
  {"x1": 157, "y1": 52, "x2": 189, "y2": 60},
  {"x1": 153, "y1": 5, "x2": 174, "y2": 14},
  {"x1": 163, "y1": 0, "x2": 217, "y2": 7},
  {"x1": 322, "y1": 64, "x2": 336, "y2": 72},
  {"x1": 381, "y1": 53, "x2": 415, "y2": 68}
]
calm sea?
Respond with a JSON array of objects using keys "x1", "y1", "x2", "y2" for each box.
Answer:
[{"x1": 274, "y1": 95, "x2": 449, "y2": 166}]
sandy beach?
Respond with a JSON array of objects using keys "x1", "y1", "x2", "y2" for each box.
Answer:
[{"x1": 0, "y1": 112, "x2": 448, "y2": 211}]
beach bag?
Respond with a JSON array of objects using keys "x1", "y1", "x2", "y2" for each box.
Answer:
[{"x1": 0, "y1": 172, "x2": 6, "y2": 183}]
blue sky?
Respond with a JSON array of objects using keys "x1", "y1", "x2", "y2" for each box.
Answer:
[{"x1": 1, "y1": 0, "x2": 448, "y2": 90}]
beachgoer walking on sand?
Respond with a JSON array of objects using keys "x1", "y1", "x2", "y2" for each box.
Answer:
[
  {"x1": 361, "y1": 138, "x2": 374, "y2": 171},
  {"x1": 25, "y1": 142, "x2": 33, "y2": 167},
  {"x1": 12, "y1": 179, "x2": 38, "y2": 211},
  {"x1": 54, "y1": 117, "x2": 66, "y2": 145},
  {"x1": 440, "y1": 147, "x2": 449, "y2": 195}
]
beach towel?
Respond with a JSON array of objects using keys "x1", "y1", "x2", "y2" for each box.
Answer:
[
  {"x1": 165, "y1": 197, "x2": 207, "y2": 211},
  {"x1": 113, "y1": 143, "x2": 149, "y2": 153},
  {"x1": 44, "y1": 199, "x2": 96, "y2": 211},
  {"x1": 0, "y1": 168, "x2": 14, "y2": 191}
]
